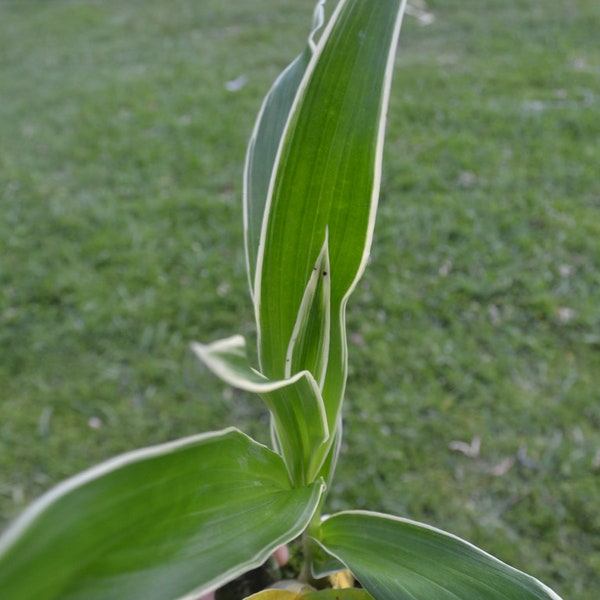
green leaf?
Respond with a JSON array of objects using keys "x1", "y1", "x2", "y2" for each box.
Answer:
[
  {"x1": 244, "y1": 0, "x2": 326, "y2": 296},
  {"x1": 192, "y1": 336, "x2": 329, "y2": 484},
  {"x1": 0, "y1": 428, "x2": 324, "y2": 600},
  {"x1": 285, "y1": 236, "x2": 331, "y2": 387},
  {"x1": 316, "y1": 511, "x2": 564, "y2": 600},
  {"x1": 255, "y1": 0, "x2": 407, "y2": 430}
]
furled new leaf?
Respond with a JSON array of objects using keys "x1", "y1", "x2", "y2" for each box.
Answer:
[
  {"x1": 316, "y1": 511, "x2": 564, "y2": 600},
  {"x1": 192, "y1": 336, "x2": 329, "y2": 484},
  {"x1": 255, "y1": 0, "x2": 407, "y2": 434},
  {"x1": 0, "y1": 429, "x2": 324, "y2": 600},
  {"x1": 285, "y1": 236, "x2": 331, "y2": 386}
]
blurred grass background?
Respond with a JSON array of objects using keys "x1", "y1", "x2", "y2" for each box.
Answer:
[{"x1": 0, "y1": 1, "x2": 598, "y2": 598}]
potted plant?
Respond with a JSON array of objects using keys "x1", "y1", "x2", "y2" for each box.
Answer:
[{"x1": 0, "y1": 2, "x2": 565, "y2": 599}]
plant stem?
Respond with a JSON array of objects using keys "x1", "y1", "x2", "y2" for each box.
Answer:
[
  {"x1": 298, "y1": 531, "x2": 314, "y2": 583},
  {"x1": 298, "y1": 503, "x2": 323, "y2": 584}
]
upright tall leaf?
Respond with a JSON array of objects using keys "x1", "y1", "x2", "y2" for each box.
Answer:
[
  {"x1": 255, "y1": 0, "x2": 407, "y2": 432},
  {"x1": 244, "y1": 0, "x2": 326, "y2": 296}
]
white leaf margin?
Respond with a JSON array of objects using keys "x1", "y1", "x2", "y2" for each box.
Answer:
[
  {"x1": 0, "y1": 428, "x2": 325, "y2": 600},
  {"x1": 314, "y1": 510, "x2": 564, "y2": 600}
]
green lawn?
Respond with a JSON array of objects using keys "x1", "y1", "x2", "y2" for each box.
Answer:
[{"x1": 1, "y1": 1, "x2": 598, "y2": 598}]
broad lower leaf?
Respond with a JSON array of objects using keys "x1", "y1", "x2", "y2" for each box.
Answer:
[
  {"x1": 316, "y1": 511, "x2": 564, "y2": 600},
  {"x1": 255, "y1": 0, "x2": 407, "y2": 432},
  {"x1": 192, "y1": 336, "x2": 329, "y2": 484},
  {"x1": 244, "y1": 0, "x2": 326, "y2": 296},
  {"x1": 0, "y1": 428, "x2": 324, "y2": 600}
]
